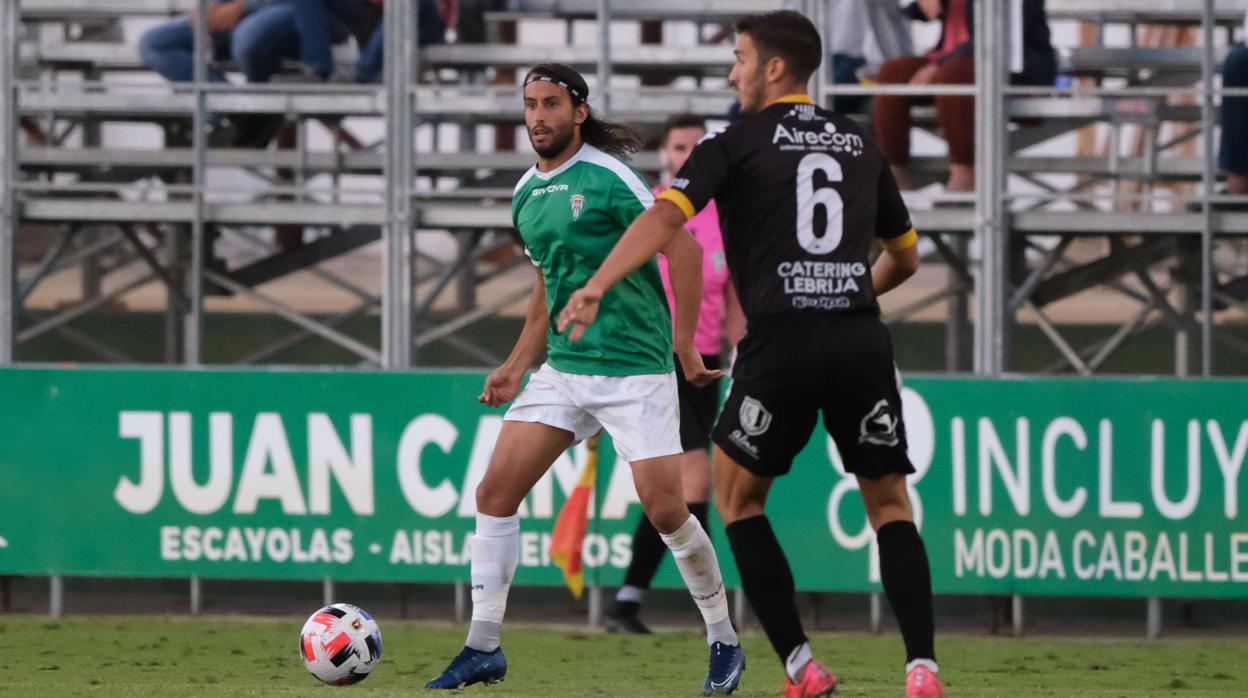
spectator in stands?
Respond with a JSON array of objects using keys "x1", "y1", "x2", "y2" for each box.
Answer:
[
  {"x1": 137, "y1": 0, "x2": 295, "y2": 147},
  {"x1": 353, "y1": 0, "x2": 450, "y2": 82},
  {"x1": 783, "y1": 0, "x2": 912, "y2": 113},
  {"x1": 1219, "y1": 13, "x2": 1248, "y2": 205},
  {"x1": 873, "y1": 0, "x2": 1056, "y2": 193},
  {"x1": 290, "y1": 0, "x2": 370, "y2": 80},
  {"x1": 293, "y1": 0, "x2": 450, "y2": 83}
]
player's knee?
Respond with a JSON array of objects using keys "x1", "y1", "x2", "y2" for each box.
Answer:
[
  {"x1": 714, "y1": 488, "x2": 761, "y2": 526},
  {"x1": 862, "y1": 490, "x2": 912, "y2": 531},
  {"x1": 641, "y1": 495, "x2": 688, "y2": 535},
  {"x1": 475, "y1": 478, "x2": 517, "y2": 518}
]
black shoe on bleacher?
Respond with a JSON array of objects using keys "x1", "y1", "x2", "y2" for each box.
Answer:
[{"x1": 229, "y1": 114, "x2": 285, "y2": 149}]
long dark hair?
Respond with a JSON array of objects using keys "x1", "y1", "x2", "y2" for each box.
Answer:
[{"x1": 580, "y1": 106, "x2": 644, "y2": 160}]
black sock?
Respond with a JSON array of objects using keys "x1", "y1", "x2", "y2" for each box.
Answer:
[
  {"x1": 725, "y1": 515, "x2": 807, "y2": 662},
  {"x1": 613, "y1": 599, "x2": 640, "y2": 618},
  {"x1": 620, "y1": 512, "x2": 665, "y2": 604},
  {"x1": 687, "y1": 501, "x2": 710, "y2": 536},
  {"x1": 877, "y1": 520, "x2": 936, "y2": 663}
]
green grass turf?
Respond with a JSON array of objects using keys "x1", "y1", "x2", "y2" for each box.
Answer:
[{"x1": 1, "y1": 616, "x2": 1244, "y2": 697}]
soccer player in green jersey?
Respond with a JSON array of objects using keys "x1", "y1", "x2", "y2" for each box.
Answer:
[{"x1": 426, "y1": 64, "x2": 746, "y2": 695}]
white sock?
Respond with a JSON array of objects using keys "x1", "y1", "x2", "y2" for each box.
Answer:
[
  {"x1": 659, "y1": 514, "x2": 738, "y2": 646},
  {"x1": 465, "y1": 512, "x2": 520, "y2": 652},
  {"x1": 616, "y1": 585, "x2": 646, "y2": 604},
  {"x1": 906, "y1": 658, "x2": 939, "y2": 676},
  {"x1": 785, "y1": 642, "x2": 813, "y2": 683}
]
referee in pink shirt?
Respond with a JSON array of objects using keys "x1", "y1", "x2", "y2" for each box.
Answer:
[{"x1": 608, "y1": 114, "x2": 747, "y2": 634}]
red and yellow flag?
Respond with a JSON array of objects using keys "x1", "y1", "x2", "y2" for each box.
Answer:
[{"x1": 549, "y1": 435, "x2": 599, "y2": 598}]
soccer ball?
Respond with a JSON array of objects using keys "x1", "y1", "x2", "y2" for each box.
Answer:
[{"x1": 299, "y1": 603, "x2": 383, "y2": 685}]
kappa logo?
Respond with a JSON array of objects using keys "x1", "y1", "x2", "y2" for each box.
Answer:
[
  {"x1": 570, "y1": 193, "x2": 586, "y2": 221},
  {"x1": 859, "y1": 399, "x2": 900, "y2": 447},
  {"x1": 739, "y1": 396, "x2": 773, "y2": 437}
]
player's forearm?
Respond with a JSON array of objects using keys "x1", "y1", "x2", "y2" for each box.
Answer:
[
  {"x1": 872, "y1": 245, "x2": 920, "y2": 296},
  {"x1": 661, "y1": 229, "x2": 704, "y2": 352},
  {"x1": 503, "y1": 278, "x2": 550, "y2": 370},
  {"x1": 586, "y1": 201, "x2": 687, "y2": 297}
]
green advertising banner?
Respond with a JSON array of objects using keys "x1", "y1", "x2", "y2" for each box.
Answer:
[{"x1": 0, "y1": 367, "x2": 1246, "y2": 599}]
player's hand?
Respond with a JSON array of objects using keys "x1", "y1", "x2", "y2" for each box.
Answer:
[
  {"x1": 677, "y1": 347, "x2": 724, "y2": 388},
  {"x1": 916, "y1": 0, "x2": 942, "y2": 20},
  {"x1": 479, "y1": 366, "x2": 523, "y2": 407},
  {"x1": 556, "y1": 285, "x2": 603, "y2": 342},
  {"x1": 190, "y1": 1, "x2": 246, "y2": 32}
]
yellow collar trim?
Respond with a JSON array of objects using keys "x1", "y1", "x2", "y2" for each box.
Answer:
[{"x1": 772, "y1": 93, "x2": 816, "y2": 105}]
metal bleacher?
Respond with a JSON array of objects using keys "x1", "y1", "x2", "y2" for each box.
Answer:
[{"x1": 1, "y1": 0, "x2": 1246, "y2": 377}]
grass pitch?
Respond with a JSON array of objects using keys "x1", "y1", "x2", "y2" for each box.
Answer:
[{"x1": 2, "y1": 616, "x2": 1244, "y2": 697}]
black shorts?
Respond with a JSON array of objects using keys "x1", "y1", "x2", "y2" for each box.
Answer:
[
  {"x1": 712, "y1": 314, "x2": 914, "y2": 479},
  {"x1": 673, "y1": 353, "x2": 722, "y2": 452}
]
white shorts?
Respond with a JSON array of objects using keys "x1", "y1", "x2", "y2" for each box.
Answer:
[{"x1": 504, "y1": 363, "x2": 682, "y2": 463}]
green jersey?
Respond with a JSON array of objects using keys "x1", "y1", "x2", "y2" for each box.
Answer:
[{"x1": 512, "y1": 144, "x2": 674, "y2": 376}]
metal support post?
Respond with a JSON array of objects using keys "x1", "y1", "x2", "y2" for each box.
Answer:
[
  {"x1": 972, "y1": 0, "x2": 1008, "y2": 375},
  {"x1": 809, "y1": 0, "x2": 829, "y2": 108},
  {"x1": 186, "y1": 0, "x2": 209, "y2": 365},
  {"x1": 1198, "y1": 0, "x2": 1216, "y2": 375},
  {"x1": 165, "y1": 225, "x2": 186, "y2": 363},
  {"x1": 49, "y1": 575, "x2": 64, "y2": 618},
  {"x1": 1011, "y1": 594, "x2": 1024, "y2": 637},
  {"x1": 596, "y1": 0, "x2": 612, "y2": 114},
  {"x1": 946, "y1": 237, "x2": 970, "y2": 371},
  {"x1": 190, "y1": 576, "x2": 202, "y2": 615},
  {"x1": 0, "y1": 0, "x2": 17, "y2": 365},
  {"x1": 454, "y1": 580, "x2": 467, "y2": 623},
  {"x1": 383, "y1": 0, "x2": 414, "y2": 369},
  {"x1": 869, "y1": 592, "x2": 882, "y2": 633},
  {"x1": 1146, "y1": 597, "x2": 1162, "y2": 639},
  {"x1": 588, "y1": 585, "x2": 603, "y2": 628},
  {"x1": 455, "y1": 231, "x2": 478, "y2": 312},
  {"x1": 733, "y1": 588, "x2": 748, "y2": 630},
  {"x1": 323, "y1": 578, "x2": 335, "y2": 606}
]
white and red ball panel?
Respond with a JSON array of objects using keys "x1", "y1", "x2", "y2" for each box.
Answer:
[{"x1": 299, "y1": 603, "x2": 382, "y2": 685}]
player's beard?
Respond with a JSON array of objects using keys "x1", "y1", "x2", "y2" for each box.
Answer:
[
  {"x1": 530, "y1": 121, "x2": 576, "y2": 159},
  {"x1": 737, "y1": 67, "x2": 768, "y2": 114}
]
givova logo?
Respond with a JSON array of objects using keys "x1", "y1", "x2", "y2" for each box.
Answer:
[{"x1": 531, "y1": 183, "x2": 569, "y2": 197}]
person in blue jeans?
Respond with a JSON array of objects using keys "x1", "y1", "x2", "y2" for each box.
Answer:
[
  {"x1": 1220, "y1": 16, "x2": 1248, "y2": 204},
  {"x1": 138, "y1": 0, "x2": 297, "y2": 146},
  {"x1": 138, "y1": 0, "x2": 300, "y2": 84},
  {"x1": 291, "y1": 0, "x2": 446, "y2": 83}
]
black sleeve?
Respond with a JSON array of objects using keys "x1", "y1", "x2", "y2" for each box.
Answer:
[
  {"x1": 662, "y1": 128, "x2": 732, "y2": 219},
  {"x1": 875, "y1": 160, "x2": 915, "y2": 243}
]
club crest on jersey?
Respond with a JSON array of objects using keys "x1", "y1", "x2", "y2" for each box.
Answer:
[
  {"x1": 859, "y1": 399, "x2": 900, "y2": 447},
  {"x1": 739, "y1": 396, "x2": 773, "y2": 437},
  {"x1": 570, "y1": 194, "x2": 586, "y2": 220}
]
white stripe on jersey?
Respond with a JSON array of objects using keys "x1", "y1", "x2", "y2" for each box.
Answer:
[
  {"x1": 579, "y1": 145, "x2": 655, "y2": 210},
  {"x1": 513, "y1": 166, "x2": 538, "y2": 195}
]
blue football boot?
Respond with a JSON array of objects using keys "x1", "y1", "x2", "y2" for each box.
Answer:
[
  {"x1": 425, "y1": 646, "x2": 507, "y2": 689},
  {"x1": 703, "y1": 641, "x2": 745, "y2": 695}
]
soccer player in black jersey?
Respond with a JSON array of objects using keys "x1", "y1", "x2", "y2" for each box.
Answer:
[{"x1": 559, "y1": 11, "x2": 942, "y2": 698}]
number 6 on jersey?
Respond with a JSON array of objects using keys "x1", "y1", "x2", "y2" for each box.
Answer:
[{"x1": 796, "y1": 152, "x2": 844, "y2": 254}]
